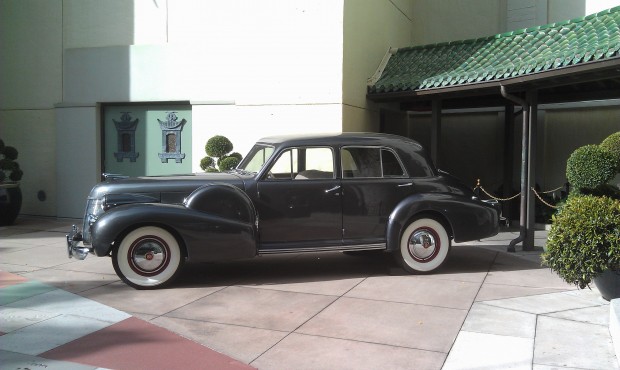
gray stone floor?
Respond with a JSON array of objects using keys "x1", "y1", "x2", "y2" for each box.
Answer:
[{"x1": 1, "y1": 217, "x2": 618, "y2": 369}]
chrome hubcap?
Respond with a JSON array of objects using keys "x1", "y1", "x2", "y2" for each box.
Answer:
[
  {"x1": 128, "y1": 236, "x2": 170, "y2": 276},
  {"x1": 408, "y1": 228, "x2": 439, "y2": 262}
]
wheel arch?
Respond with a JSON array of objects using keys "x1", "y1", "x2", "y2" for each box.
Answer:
[
  {"x1": 91, "y1": 204, "x2": 191, "y2": 257},
  {"x1": 112, "y1": 221, "x2": 188, "y2": 259},
  {"x1": 386, "y1": 195, "x2": 455, "y2": 252}
]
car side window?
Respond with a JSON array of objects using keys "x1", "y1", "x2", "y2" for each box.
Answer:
[
  {"x1": 342, "y1": 147, "x2": 406, "y2": 178},
  {"x1": 266, "y1": 147, "x2": 334, "y2": 180}
]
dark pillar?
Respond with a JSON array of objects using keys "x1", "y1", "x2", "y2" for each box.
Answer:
[
  {"x1": 524, "y1": 90, "x2": 538, "y2": 251},
  {"x1": 503, "y1": 103, "x2": 515, "y2": 223},
  {"x1": 431, "y1": 99, "x2": 442, "y2": 166}
]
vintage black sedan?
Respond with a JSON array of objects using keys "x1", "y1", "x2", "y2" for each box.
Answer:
[{"x1": 67, "y1": 133, "x2": 499, "y2": 289}]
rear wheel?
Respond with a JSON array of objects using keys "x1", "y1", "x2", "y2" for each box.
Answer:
[
  {"x1": 112, "y1": 226, "x2": 184, "y2": 289},
  {"x1": 396, "y1": 218, "x2": 449, "y2": 273}
]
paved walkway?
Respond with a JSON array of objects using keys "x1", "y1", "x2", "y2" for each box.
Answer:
[{"x1": 1, "y1": 217, "x2": 617, "y2": 369}]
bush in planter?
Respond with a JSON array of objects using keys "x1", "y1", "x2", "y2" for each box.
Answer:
[
  {"x1": 542, "y1": 195, "x2": 620, "y2": 289},
  {"x1": 565, "y1": 144, "x2": 616, "y2": 194},
  {"x1": 0, "y1": 139, "x2": 23, "y2": 225}
]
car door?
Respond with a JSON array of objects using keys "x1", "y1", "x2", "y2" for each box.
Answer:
[
  {"x1": 341, "y1": 146, "x2": 415, "y2": 245},
  {"x1": 255, "y1": 146, "x2": 343, "y2": 251}
]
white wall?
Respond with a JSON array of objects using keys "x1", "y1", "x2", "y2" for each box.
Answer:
[{"x1": 55, "y1": 107, "x2": 100, "y2": 218}]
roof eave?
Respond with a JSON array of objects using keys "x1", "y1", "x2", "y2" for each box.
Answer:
[{"x1": 367, "y1": 57, "x2": 620, "y2": 103}]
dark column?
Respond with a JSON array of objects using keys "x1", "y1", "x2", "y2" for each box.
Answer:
[
  {"x1": 524, "y1": 90, "x2": 538, "y2": 251},
  {"x1": 503, "y1": 103, "x2": 515, "y2": 223},
  {"x1": 431, "y1": 99, "x2": 442, "y2": 166}
]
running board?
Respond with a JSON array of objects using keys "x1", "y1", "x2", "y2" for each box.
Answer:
[{"x1": 258, "y1": 243, "x2": 386, "y2": 255}]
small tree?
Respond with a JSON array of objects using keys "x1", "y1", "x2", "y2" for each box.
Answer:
[{"x1": 200, "y1": 135, "x2": 242, "y2": 172}]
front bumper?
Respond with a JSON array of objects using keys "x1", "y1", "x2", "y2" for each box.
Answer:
[{"x1": 66, "y1": 225, "x2": 92, "y2": 260}]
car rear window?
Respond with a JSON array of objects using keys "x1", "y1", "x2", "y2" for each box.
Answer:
[{"x1": 341, "y1": 147, "x2": 406, "y2": 178}]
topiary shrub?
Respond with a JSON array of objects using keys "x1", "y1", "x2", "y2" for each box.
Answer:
[
  {"x1": 600, "y1": 131, "x2": 620, "y2": 171},
  {"x1": 566, "y1": 144, "x2": 616, "y2": 193},
  {"x1": 0, "y1": 139, "x2": 23, "y2": 183},
  {"x1": 542, "y1": 195, "x2": 620, "y2": 289},
  {"x1": 200, "y1": 135, "x2": 242, "y2": 173},
  {"x1": 205, "y1": 136, "x2": 233, "y2": 158},
  {"x1": 219, "y1": 156, "x2": 240, "y2": 171},
  {"x1": 199, "y1": 156, "x2": 215, "y2": 171}
]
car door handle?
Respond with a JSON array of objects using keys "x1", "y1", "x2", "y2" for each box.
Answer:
[
  {"x1": 325, "y1": 185, "x2": 342, "y2": 194},
  {"x1": 398, "y1": 183, "x2": 413, "y2": 187}
]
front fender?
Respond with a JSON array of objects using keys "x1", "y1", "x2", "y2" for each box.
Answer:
[
  {"x1": 386, "y1": 193, "x2": 499, "y2": 251},
  {"x1": 90, "y1": 203, "x2": 257, "y2": 261}
]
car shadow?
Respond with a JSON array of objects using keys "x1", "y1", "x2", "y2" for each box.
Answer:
[{"x1": 170, "y1": 244, "x2": 546, "y2": 289}]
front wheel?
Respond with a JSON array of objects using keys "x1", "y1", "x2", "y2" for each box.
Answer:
[
  {"x1": 396, "y1": 218, "x2": 450, "y2": 273},
  {"x1": 112, "y1": 226, "x2": 185, "y2": 289}
]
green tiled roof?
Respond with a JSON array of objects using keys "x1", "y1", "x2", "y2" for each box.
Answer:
[{"x1": 368, "y1": 6, "x2": 620, "y2": 94}]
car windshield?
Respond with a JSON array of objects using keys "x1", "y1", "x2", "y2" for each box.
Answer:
[{"x1": 237, "y1": 144, "x2": 275, "y2": 173}]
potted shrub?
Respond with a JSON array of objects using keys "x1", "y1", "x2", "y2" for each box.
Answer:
[
  {"x1": 200, "y1": 135, "x2": 243, "y2": 172},
  {"x1": 543, "y1": 132, "x2": 620, "y2": 300},
  {"x1": 0, "y1": 139, "x2": 24, "y2": 225}
]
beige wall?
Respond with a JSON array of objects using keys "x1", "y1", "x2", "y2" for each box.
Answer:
[
  {"x1": 342, "y1": 0, "x2": 415, "y2": 132},
  {"x1": 411, "y1": 0, "x2": 503, "y2": 45}
]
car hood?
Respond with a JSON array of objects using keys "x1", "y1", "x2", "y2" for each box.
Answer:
[{"x1": 88, "y1": 172, "x2": 248, "y2": 201}]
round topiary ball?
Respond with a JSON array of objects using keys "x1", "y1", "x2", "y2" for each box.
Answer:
[
  {"x1": 199, "y1": 156, "x2": 215, "y2": 171},
  {"x1": 9, "y1": 168, "x2": 23, "y2": 182},
  {"x1": 566, "y1": 145, "x2": 616, "y2": 192},
  {"x1": 228, "y1": 152, "x2": 243, "y2": 161},
  {"x1": 600, "y1": 132, "x2": 620, "y2": 171},
  {"x1": 219, "y1": 156, "x2": 240, "y2": 171},
  {"x1": 2, "y1": 146, "x2": 18, "y2": 161},
  {"x1": 205, "y1": 136, "x2": 233, "y2": 158}
]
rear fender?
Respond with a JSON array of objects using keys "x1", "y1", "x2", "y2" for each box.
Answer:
[
  {"x1": 386, "y1": 193, "x2": 499, "y2": 251},
  {"x1": 386, "y1": 194, "x2": 453, "y2": 252}
]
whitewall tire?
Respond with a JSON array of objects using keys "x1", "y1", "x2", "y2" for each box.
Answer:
[
  {"x1": 112, "y1": 226, "x2": 184, "y2": 289},
  {"x1": 397, "y1": 218, "x2": 450, "y2": 273}
]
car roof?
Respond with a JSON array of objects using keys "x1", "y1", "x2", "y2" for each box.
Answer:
[{"x1": 256, "y1": 132, "x2": 425, "y2": 152}]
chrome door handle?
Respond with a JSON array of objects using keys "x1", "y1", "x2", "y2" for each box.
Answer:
[
  {"x1": 325, "y1": 185, "x2": 342, "y2": 193},
  {"x1": 398, "y1": 183, "x2": 413, "y2": 187}
]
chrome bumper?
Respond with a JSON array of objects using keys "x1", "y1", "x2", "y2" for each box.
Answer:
[{"x1": 66, "y1": 225, "x2": 91, "y2": 260}]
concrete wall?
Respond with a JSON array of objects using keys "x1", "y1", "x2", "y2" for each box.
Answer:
[
  {"x1": 543, "y1": 105, "x2": 620, "y2": 189},
  {"x1": 0, "y1": 0, "x2": 62, "y2": 217},
  {"x1": 405, "y1": 105, "x2": 620, "y2": 200}
]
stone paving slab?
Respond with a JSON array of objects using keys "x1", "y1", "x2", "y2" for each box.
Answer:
[
  {"x1": 0, "y1": 350, "x2": 103, "y2": 370},
  {"x1": 1, "y1": 218, "x2": 618, "y2": 370},
  {"x1": 443, "y1": 331, "x2": 534, "y2": 370},
  {"x1": 535, "y1": 315, "x2": 619, "y2": 369}
]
